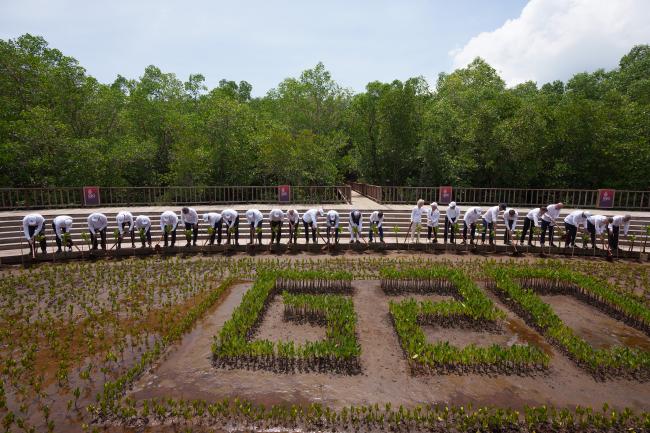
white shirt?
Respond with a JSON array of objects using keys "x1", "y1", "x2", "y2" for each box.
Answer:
[
  {"x1": 53, "y1": 215, "x2": 73, "y2": 239},
  {"x1": 286, "y1": 210, "x2": 300, "y2": 224},
  {"x1": 269, "y1": 209, "x2": 285, "y2": 222},
  {"x1": 526, "y1": 208, "x2": 544, "y2": 227},
  {"x1": 87, "y1": 213, "x2": 108, "y2": 234},
  {"x1": 221, "y1": 209, "x2": 238, "y2": 227},
  {"x1": 204, "y1": 212, "x2": 222, "y2": 227},
  {"x1": 326, "y1": 210, "x2": 340, "y2": 228},
  {"x1": 160, "y1": 211, "x2": 178, "y2": 231},
  {"x1": 181, "y1": 208, "x2": 199, "y2": 225},
  {"x1": 23, "y1": 214, "x2": 45, "y2": 240},
  {"x1": 463, "y1": 207, "x2": 482, "y2": 225},
  {"x1": 411, "y1": 206, "x2": 425, "y2": 224},
  {"x1": 610, "y1": 215, "x2": 631, "y2": 235},
  {"x1": 302, "y1": 209, "x2": 321, "y2": 227},
  {"x1": 564, "y1": 211, "x2": 589, "y2": 231},
  {"x1": 541, "y1": 204, "x2": 561, "y2": 223},
  {"x1": 587, "y1": 215, "x2": 609, "y2": 235},
  {"x1": 135, "y1": 215, "x2": 151, "y2": 230},
  {"x1": 446, "y1": 206, "x2": 460, "y2": 222},
  {"x1": 503, "y1": 209, "x2": 519, "y2": 230},
  {"x1": 349, "y1": 210, "x2": 363, "y2": 227},
  {"x1": 245, "y1": 209, "x2": 263, "y2": 225},
  {"x1": 369, "y1": 211, "x2": 383, "y2": 227},
  {"x1": 427, "y1": 208, "x2": 440, "y2": 227},
  {"x1": 116, "y1": 211, "x2": 134, "y2": 234},
  {"x1": 482, "y1": 206, "x2": 500, "y2": 224}
]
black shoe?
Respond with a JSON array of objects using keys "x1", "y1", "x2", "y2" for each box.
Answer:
[
  {"x1": 550, "y1": 243, "x2": 557, "y2": 248},
  {"x1": 527, "y1": 242, "x2": 533, "y2": 246}
]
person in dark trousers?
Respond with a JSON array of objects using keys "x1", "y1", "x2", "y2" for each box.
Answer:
[
  {"x1": 369, "y1": 211, "x2": 384, "y2": 243},
  {"x1": 87, "y1": 212, "x2": 108, "y2": 250},
  {"x1": 502, "y1": 208, "x2": 518, "y2": 245},
  {"x1": 444, "y1": 202, "x2": 459, "y2": 244},
  {"x1": 563, "y1": 210, "x2": 590, "y2": 248},
  {"x1": 116, "y1": 211, "x2": 135, "y2": 249},
  {"x1": 481, "y1": 204, "x2": 506, "y2": 245},
  {"x1": 349, "y1": 210, "x2": 363, "y2": 243},
  {"x1": 160, "y1": 210, "x2": 179, "y2": 247},
  {"x1": 302, "y1": 208, "x2": 324, "y2": 244},
  {"x1": 326, "y1": 209, "x2": 340, "y2": 244},
  {"x1": 245, "y1": 209, "x2": 264, "y2": 245},
  {"x1": 135, "y1": 215, "x2": 152, "y2": 248},
  {"x1": 609, "y1": 214, "x2": 632, "y2": 250},
  {"x1": 221, "y1": 209, "x2": 239, "y2": 245},
  {"x1": 540, "y1": 202, "x2": 563, "y2": 247},
  {"x1": 586, "y1": 214, "x2": 612, "y2": 249},
  {"x1": 53, "y1": 215, "x2": 74, "y2": 252},
  {"x1": 203, "y1": 212, "x2": 223, "y2": 245},
  {"x1": 269, "y1": 209, "x2": 285, "y2": 245},
  {"x1": 520, "y1": 207, "x2": 546, "y2": 246},
  {"x1": 181, "y1": 207, "x2": 199, "y2": 247},
  {"x1": 462, "y1": 207, "x2": 482, "y2": 245},
  {"x1": 286, "y1": 209, "x2": 300, "y2": 244},
  {"x1": 22, "y1": 213, "x2": 47, "y2": 255}
]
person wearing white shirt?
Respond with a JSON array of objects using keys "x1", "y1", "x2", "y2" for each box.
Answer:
[
  {"x1": 325, "y1": 209, "x2": 340, "y2": 244},
  {"x1": 520, "y1": 207, "x2": 546, "y2": 246},
  {"x1": 587, "y1": 214, "x2": 613, "y2": 249},
  {"x1": 409, "y1": 199, "x2": 426, "y2": 242},
  {"x1": 462, "y1": 207, "x2": 482, "y2": 245},
  {"x1": 269, "y1": 209, "x2": 285, "y2": 245},
  {"x1": 202, "y1": 212, "x2": 223, "y2": 245},
  {"x1": 116, "y1": 211, "x2": 135, "y2": 249},
  {"x1": 563, "y1": 210, "x2": 590, "y2": 248},
  {"x1": 245, "y1": 209, "x2": 264, "y2": 245},
  {"x1": 87, "y1": 212, "x2": 108, "y2": 250},
  {"x1": 426, "y1": 202, "x2": 440, "y2": 243},
  {"x1": 160, "y1": 210, "x2": 179, "y2": 247},
  {"x1": 302, "y1": 208, "x2": 324, "y2": 244},
  {"x1": 502, "y1": 208, "x2": 519, "y2": 245},
  {"x1": 540, "y1": 202, "x2": 564, "y2": 247},
  {"x1": 444, "y1": 201, "x2": 460, "y2": 244},
  {"x1": 369, "y1": 211, "x2": 384, "y2": 243},
  {"x1": 221, "y1": 209, "x2": 239, "y2": 245},
  {"x1": 134, "y1": 215, "x2": 152, "y2": 248},
  {"x1": 181, "y1": 207, "x2": 199, "y2": 247},
  {"x1": 286, "y1": 209, "x2": 300, "y2": 244},
  {"x1": 349, "y1": 210, "x2": 363, "y2": 243},
  {"x1": 481, "y1": 204, "x2": 506, "y2": 245},
  {"x1": 609, "y1": 214, "x2": 632, "y2": 251},
  {"x1": 22, "y1": 213, "x2": 46, "y2": 255},
  {"x1": 52, "y1": 215, "x2": 74, "y2": 252}
]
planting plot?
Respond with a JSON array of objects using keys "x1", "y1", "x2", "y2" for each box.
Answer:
[
  {"x1": 255, "y1": 298, "x2": 327, "y2": 344},
  {"x1": 422, "y1": 324, "x2": 529, "y2": 348}
]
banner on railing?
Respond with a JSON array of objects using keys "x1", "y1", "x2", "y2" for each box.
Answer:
[
  {"x1": 83, "y1": 186, "x2": 101, "y2": 206},
  {"x1": 597, "y1": 189, "x2": 615, "y2": 208},
  {"x1": 278, "y1": 185, "x2": 291, "y2": 202},
  {"x1": 438, "y1": 186, "x2": 453, "y2": 204}
]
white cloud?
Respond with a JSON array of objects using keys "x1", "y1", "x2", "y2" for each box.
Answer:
[{"x1": 451, "y1": 0, "x2": 650, "y2": 86}]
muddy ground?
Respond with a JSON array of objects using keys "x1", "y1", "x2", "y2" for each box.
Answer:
[{"x1": 128, "y1": 280, "x2": 650, "y2": 412}]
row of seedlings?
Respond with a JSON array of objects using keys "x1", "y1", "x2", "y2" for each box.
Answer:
[
  {"x1": 485, "y1": 263, "x2": 650, "y2": 381},
  {"x1": 212, "y1": 270, "x2": 360, "y2": 374},
  {"x1": 382, "y1": 265, "x2": 549, "y2": 375}
]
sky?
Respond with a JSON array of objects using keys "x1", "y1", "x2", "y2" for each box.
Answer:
[{"x1": 1, "y1": 0, "x2": 649, "y2": 96}]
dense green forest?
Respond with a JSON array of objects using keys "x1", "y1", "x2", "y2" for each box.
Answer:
[{"x1": 1, "y1": 34, "x2": 649, "y2": 189}]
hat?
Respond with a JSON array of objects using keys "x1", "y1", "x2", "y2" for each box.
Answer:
[
  {"x1": 475, "y1": 207, "x2": 482, "y2": 214},
  {"x1": 27, "y1": 217, "x2": 37, "y2": 226},
  {"x1": 117, "y1": 214, "x2": 124, "y2": 224},
  {"x1": 318, "y1": 208, "x2": 325, "y2": 216},
  {"x1": 449, "y1": 201, "x2": 456, "y2": 207},
  {"x1": 582, "y1": 211, "x2": 591, "y2": 219},
  {"x1": 64, "y1": 218, "x2": 73, "y2": 227},
  {"x1": 91, "y1": 215, "x2": 99, "y2": 223},
  {"x1": 202, "y1": 213, "x2": 209, "y2": 222}
]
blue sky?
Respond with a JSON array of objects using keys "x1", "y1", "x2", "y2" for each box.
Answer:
[{"x1": 1, "y1": 0, "x2": 648, "y2": 96}]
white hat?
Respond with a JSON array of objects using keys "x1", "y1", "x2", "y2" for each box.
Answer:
[
  {"x1": 475, "y1": 207, "x2": 482, "y2": 214},
  {"x1": 582, "y1": 211, "x2": 591, "y2": 218},
  {"x1": 64, "y1": 218, "x2": 73, "y2": 227},
  {"x1": 117, "y1": 214, "x2": 124, "y2": 224},
  {"x1": 202, "y1": 213, "x2": 209, "y2": 222},
  {"x1": 27, "y1": 217, "x2": 37, "y2": 226},
  {"x1": 449, "y1": 201, "x2": 457, "y2": 207},
  {"x1": 318, "y1": 208, "x2": 325, "y2": 216},
  {"x1": 91, "y1": 215, "x2": 99, "y2": 223}
]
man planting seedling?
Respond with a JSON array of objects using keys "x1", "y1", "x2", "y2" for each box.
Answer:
[
  {"x1": 563, "y1": 210, "x2": 590, "y2": 248},
  {"x1": 245, "y1": 208, "x2": 264, "y2": 245},
  {"x1": 426, "y1": 202, "x2": 440, "y2": 243},
  {"x1": 540, "y1": 202, "x2": 563, "y2": 248},
  {"x1": 520, "y1": 207, "x2": 546, "y2": 246},
  {"x1": 406, "y1": 199, "x2": 426, "y2": 243},
  {"x1": 22, "y1": 213, "x2": 46, "y2": 256},
  {"x1": 52, "y1": 215, "x2": 73, "y2": 253},
  {"x1": 159, "y1": 210, "x2": 179, "y2": 248},
  {"x1": 221, "y1": 209, "x2": 239, "y2": 245},
  {"x1": 268, "y1": 208, "x2": 285, "y2": 245},
  {"x1": 202, "y1": 211, "x2": 223, "y2": 245},
  {"x1": 115, "y1": 210, "x2": 135, "y2": 249},
  {"x1": 326, "y1": 209, "x2": 341, "y2": 244},
  {"x1": 134, "y1": 215, "x2": 152, "y2": 247},
  {"x1": 302, "y1": 208, "x2": 324, "y2": 244},
  {"x1": 587, "y1": 214, "x2": 613, "y2": 249},
  {"x1": 369, "y1": 210, "x2": 384, "y2": 243},
  {"x1": 286, "y1": 209, "x2": 300, "y2": 244},
  {"x1": 87, "y1": 212, "x2": 108, "y2": 251},
  {"x1": 481, "y1": 203, "x2": 506, "y2": 245},
  {"x1": 609, "y1": 214, "x2": 631, "y2": 251},
  {"x1": 181, "y1": 207, "x2": 199, "y2": 247},
  {"x1": 461, "y1": 206, "x2": 482, "y2": 245},
  {"x1": 444, "y1": 201, "x2": 459, "y2": 244},
  {"x1": 349, "y1": 210, "x2": 363, "y2": 243},
  {"x1": 502, "y1": 208, "x2": 518, "y2": 245}
]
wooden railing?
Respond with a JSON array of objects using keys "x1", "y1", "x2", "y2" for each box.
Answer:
[
  {"x1": 0, "y1": 186, "x2": 351, "y2": 209},
  {"x1": 349, "y1": 183, "x2": 649, "y2": 210}
]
